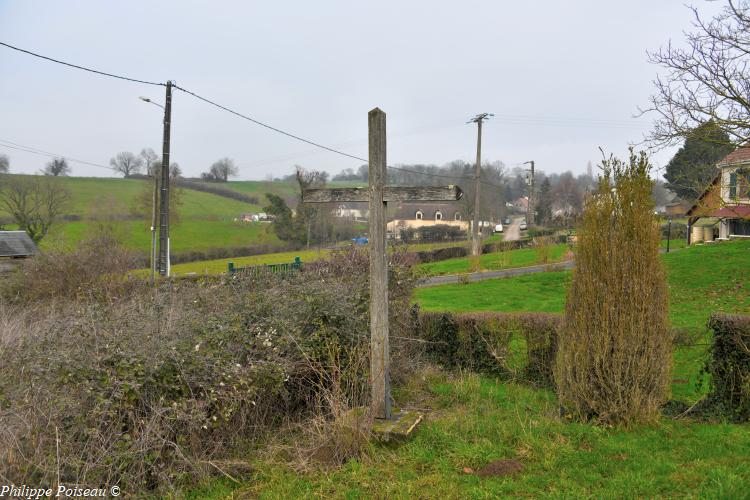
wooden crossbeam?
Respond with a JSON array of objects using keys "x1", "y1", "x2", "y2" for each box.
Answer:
[
  {"x1": 300, "y1": 108, "x2": 462, "y2": 421},
  {"x1": 302, "y1": 185, "x2": 463, "y2": 203}
]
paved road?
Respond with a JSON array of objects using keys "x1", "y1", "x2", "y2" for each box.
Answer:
[
  {"x1": 417, "y1": 259, "x2": 574, "y2": 287},
  {"x1": 416, "y1": 243, "x2": 682, "y2": 287}
]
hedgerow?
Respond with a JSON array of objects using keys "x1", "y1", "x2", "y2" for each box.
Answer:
[{"x1": 0, "y1": 247, "x2": 418, "y2": 493}]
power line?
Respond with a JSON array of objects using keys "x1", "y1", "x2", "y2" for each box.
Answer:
[
  {"x1": 0, "y1": 41, "x2": 524, "y2": 187},
  {"x1": 0, "y1": 41, "x2": 166, "y2": 87},
  {"x1": 0, "y1": 138, "x2": 115, "y2": 172},
  {"x1": 172, "y1": 84, "x2": 369, "y2": 163}
]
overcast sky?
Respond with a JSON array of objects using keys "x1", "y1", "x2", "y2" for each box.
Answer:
[{"x1": 0, "y1": 1, "x2": 725, "y2": 180}]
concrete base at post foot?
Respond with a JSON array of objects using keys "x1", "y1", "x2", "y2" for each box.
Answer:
[{"x1": 372, "y1": 409, "x2": 423, "y2": 443}]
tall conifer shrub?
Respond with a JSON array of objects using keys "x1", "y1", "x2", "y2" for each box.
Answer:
[{"x1": 555, "y1": 149, "x2": 672, "y2": 424}]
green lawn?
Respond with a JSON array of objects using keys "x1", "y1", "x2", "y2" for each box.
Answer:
[
  {"x1": 43, "y1": 218, "x2": 281, "y2": 253},
  {"x1": 0, "y1": 175, "x2": 294, "y2": 254},
  {"x1": 419, "y1": 243, "x2": 569, "y2": 276},
  {"x1": 187, "y1": 240, "x2": 750, "y2": 498},
  {"x1": 213, "y1": 376, "x2": 750, "y2": 499},
  {"x1": 170, "y1": 248, "x2": 328, "y2": 275}
]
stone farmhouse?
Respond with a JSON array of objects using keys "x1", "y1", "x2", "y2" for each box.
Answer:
[{"x1": 686, "y1": 145, "x2": 750, "y2": 243}]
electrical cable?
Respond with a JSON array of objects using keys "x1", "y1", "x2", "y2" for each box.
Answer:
[
  {"x1": 0, "y1": 138, "x2": 116, "y2": 172},
  {"x1": 0, "y1": 41, "x2": 166, "y2": 87},
  {"x1": 172, "y1": 84, "x2": 369, "y2": 163}
]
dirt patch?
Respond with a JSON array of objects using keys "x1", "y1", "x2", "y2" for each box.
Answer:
[{"x1": 476, "y1": 459, "x2": 524, "y2": 478}]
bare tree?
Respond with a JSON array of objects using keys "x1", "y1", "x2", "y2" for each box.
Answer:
[
  {"x1": 644, "y1": 1, "x2": 750, "y2": 147},
  {"x1": 0, "y1": 176, "x2": 70, "y2": 242},
  {"x1": 140, "y1": 148, "x2": 159, "y2": 176},
  {"x1": 209, "y1": 158, "x2": 238, "y2": 182},
  {"x1": 43, "y1": 157, "x2": 71, "y2": 176},
  {"x1": 110, "y1": 152, "x2": 144, "y2": 178},
  {"x1": 0, "y1": 154, "x2": 8, "y2": 174},
  {"x1": 169, "y1": 162, "x2": 182, "y2": 179}
]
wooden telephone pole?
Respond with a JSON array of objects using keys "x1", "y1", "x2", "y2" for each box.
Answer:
[
  {"x1": 468, "y1": 113, "x2": 492, "y2": 256},
  {"x1": 524, "y1": 160, "x2": 535, "y2": 226},
  {"x1": 158, "y1": 81, "x2": 173, "y2": 276}
]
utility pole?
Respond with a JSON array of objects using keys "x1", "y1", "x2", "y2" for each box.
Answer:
[
  {"x1": 158, "y1": 81, "x2": 173, "y2": 276},
  {"x1": 524, "y1": 160, "x2": 535, "y2": 226},
  {"x1": 150, "y1": 162, "x2": 158, "y2": 285},
  {"x1": 468, "y1": 113, "x2": 492, "y2": 256}
]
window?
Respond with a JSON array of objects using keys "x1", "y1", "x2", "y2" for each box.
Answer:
[
  {"x1": 729, "y1": 172, "x2": 737, "y2": 199},
  {"x1": 435, "y1": 210, "x2": 442, "y2": 221},
  {"x1": 415, "y1": 210, "x2": 423, "y2": 220},
  {"x1": 454, "y1": 212, "x2": 461, "y2": 221}
]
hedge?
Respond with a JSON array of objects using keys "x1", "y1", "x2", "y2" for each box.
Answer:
[
  {"x1": 415, "y1": 310, "x2": 561, "y2": 387},
  {"x1": 705, "y1": 314, "x2": 750, "y2": 421}
]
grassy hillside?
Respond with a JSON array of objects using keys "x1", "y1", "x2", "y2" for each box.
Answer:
[{"x1": 0, "y1": 175, "x2": 296, "y2": 253}]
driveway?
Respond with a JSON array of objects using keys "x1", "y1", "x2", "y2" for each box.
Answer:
[{"x1": 502, "y1": 217, "x2": 524, "y2": 242}]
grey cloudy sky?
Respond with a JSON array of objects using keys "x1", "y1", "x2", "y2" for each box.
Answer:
[{"x1": 0, "y1": 0, "x2": 724, "y2": 180}]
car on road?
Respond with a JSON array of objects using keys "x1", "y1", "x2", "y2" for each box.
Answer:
[
  {"x1": 504, "y1": 217, "x2": 511, "y2": 225},
  {"x1": 494, "y1": 223, "x2": 503, "y2": 233},
  {"x1": 519, "y1": 222, "x2": 527, "y2": 231}
]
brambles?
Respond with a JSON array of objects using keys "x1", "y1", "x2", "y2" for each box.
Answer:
[
  {"x1": 555, "y1": 149, "x2": 672, "y2": 425},
  {"x1": 0, "y1": 247, "x2": 418, "y2": 492}
]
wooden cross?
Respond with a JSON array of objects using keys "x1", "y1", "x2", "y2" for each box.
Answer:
[{"x1": 302, "y1": 108, "x2": 463, "y2": 420}]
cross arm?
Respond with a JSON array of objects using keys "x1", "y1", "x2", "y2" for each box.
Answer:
[{"x1": 302, "y1": 185, "x2": 463, "y2": 203}]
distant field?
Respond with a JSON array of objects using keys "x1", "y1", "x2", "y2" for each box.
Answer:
[
  {"x1": 0, "y1": 175, "x2": 300, "y2": 253},
  {"x1": 218, "y1": 180, "x2": 298, "y2": 206},
  {"x1": 419, "y1": 243, "x2": 569, "y2": 276},
  {"x1": 170, "y1": 248, "x2": 329, "y2": 275}
]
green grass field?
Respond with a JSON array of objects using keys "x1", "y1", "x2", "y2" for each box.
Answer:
[
  {"x1": 419, "y1": 243, "x2": 569, "y2": 276},
  {"x1": 188, "y1": 239, "x2": 750, "y2": 498},
  {"x1": 170, "y1": 248, "x2": 329, "y2": 275},
  {"x1": 0, "y1": 175, "x2": 299, "y2": 253}
]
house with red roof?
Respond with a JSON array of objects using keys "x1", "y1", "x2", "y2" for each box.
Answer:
[{"x1": 686, "y1": 145, "x2": 750, "y2": 243}]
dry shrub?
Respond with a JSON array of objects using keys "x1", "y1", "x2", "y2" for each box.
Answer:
[
  {"x1": 1, "y1": 227, "x2": 143, "y2": 303},
  {"x1": 469, "y1": 255, "x2": 481, "y2": 273},
  {"x1": 534, "y1": 236, "x2": 552, "y2": 264},
  {"x1": 0, "y1": 246, "x2": 420, "y2": 492},
  {"x1": 555, "y1": 149, "x2": 672, "y2": 425}
]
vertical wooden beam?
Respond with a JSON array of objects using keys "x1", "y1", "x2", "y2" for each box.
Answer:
[{"x1": 368, "y1": 107, "x2": 391, "y2": 420}]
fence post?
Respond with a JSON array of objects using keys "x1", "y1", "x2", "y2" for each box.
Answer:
[{"x1": 228, "y1": 262, "x2": 235, "y2": 275}]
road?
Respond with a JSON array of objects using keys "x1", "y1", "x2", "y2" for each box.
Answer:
[{"x1": 502, "y1": 216, "x2": 523, "y2": 242}]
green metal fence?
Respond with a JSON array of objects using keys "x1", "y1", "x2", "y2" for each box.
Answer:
[{"x1": 227, "y1": 256, "x2": 302, "y2": 276}]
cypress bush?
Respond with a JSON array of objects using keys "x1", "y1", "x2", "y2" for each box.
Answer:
[{"x1": 555, "y1": 149, "x2": 672, "y2": 425}]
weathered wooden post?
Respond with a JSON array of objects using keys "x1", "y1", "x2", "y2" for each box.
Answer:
[
  {"x1": 302, "y1": 107, "x2": 462, "y2": 424},
  {"x1": 368, "y1": 108, "x2": 390, "y2": 419}
]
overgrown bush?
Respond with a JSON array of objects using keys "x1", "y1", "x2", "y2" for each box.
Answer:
[
  {"x1": 703, "y1": 314, "x2": 750, "y2": 422},
  {"x1": 0, "y1": 247, "x2": 419, "y2": 492},
  {"x1": 416, "y1": 311, "x2": 560, "y2": 386},
  {"x1": 555, "y1": 150, "x2": 672, "y2": 425},
  {"x1": 1, "y1": 230, "x2": 143, "y2": 303},
  {"x1": 170, "y1": 242, "x2": 301, "y2": 265}
]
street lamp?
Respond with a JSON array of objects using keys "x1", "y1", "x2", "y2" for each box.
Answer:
[
  {"x1": 139, "y1": 96, "x2": 164, "y2": 109},
  {"x1": 139, "y1": 95, "x2": 164, "y2": 285}
]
